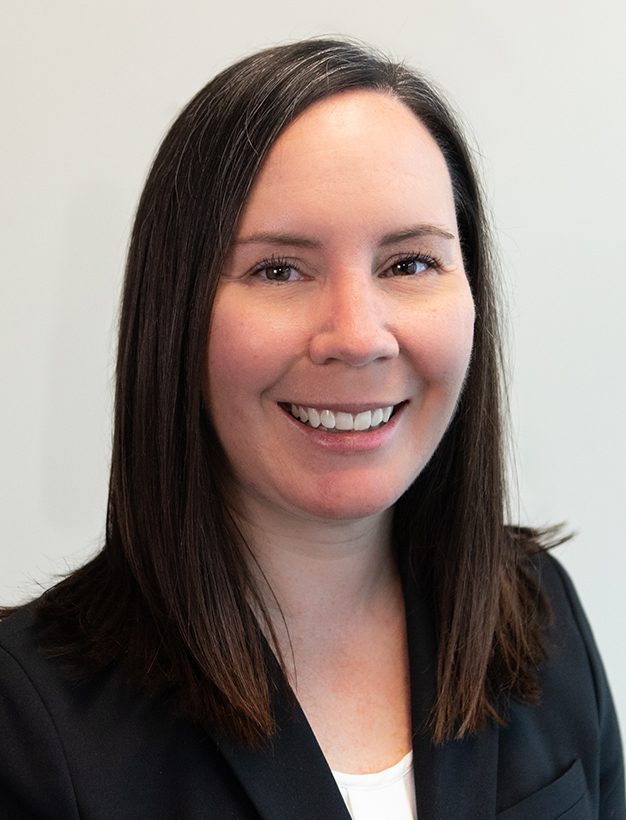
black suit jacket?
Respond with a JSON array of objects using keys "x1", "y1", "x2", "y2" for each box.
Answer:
[{"x1": 0, "y1": 554, "x2": 623, "y2": 819}]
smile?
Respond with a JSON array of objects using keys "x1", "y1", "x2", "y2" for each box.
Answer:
[{"x1": 287, "y1": 404, "x2": 396, "y2": 432}]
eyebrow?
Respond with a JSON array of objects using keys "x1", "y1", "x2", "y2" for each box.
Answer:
[
  {"x1": 234, "y1": 224, "x2": 456, "y2": 248},
  {"x1": 235, "y1": 232, "x2": 320, "y2": 248},
  {"x1": 379, "y1": 224, "x2": 455, "y2": 245}
]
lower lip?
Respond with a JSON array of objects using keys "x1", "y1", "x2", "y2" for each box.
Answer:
[{"x1": 281, "y1": 405, "x2": 405, "y2": 454}]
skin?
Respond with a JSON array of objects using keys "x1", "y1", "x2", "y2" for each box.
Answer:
[{"x1": 206, "y1": 90, "x2": 475, "y2": 772}]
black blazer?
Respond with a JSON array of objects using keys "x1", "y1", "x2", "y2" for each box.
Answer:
[{"x1": 0, "y1": 554, "x2": 623, "y2": 819}]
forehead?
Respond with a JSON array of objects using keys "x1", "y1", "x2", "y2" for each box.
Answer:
[{"x1": 237, "y1": 90, "x2": 457, "y2": 236}]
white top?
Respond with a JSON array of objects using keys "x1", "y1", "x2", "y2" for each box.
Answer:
[{"x1": 331, "y1": 751, "x2": 417, "y2": 820}]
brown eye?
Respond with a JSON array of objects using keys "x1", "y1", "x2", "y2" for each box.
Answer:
[
  {"x1": 392, "y1": 258, "x2": 428, "y2": 276},
  {"x1": 251, "y1": 258, "x2": 303, "y2": 283},
  {"x1": 262, "y1": 265, "x2": 293, "y2": 282}
]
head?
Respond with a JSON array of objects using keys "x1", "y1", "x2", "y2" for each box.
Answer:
[
  {"x1": 114, "y1": 38, "x2": 500, "y2": 551},
  {"x1": 206, "y1": 87, "x2": 476, "y2": 531}
]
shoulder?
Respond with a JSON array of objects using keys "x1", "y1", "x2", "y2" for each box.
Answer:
[
  {"x1": 0, "y1": 600, "x2": 59, "y2": 664},
  {"x1": 0, "y1": 605, "x2": 243, "y2": 819},
  {"x1": 530, "y1": 551, "x2": 595, "y2": 641},
  {"x1": 528, "y1": 549, "x2": 592, "y2": 621},
  {"x1": 528, "y1": 551, "x2": 617, "y2": 714},
  {"x1": 0, "y1": 604, "x2": 83, "y2": 817},
  {"x1": 0, "y1": 602, "x2": 100, "y2": 719},
  {"x1": 0, "y1": 600, "x2": 154, "y2": 724},
  {"x1": 501, "y1": 551, "x2": 625, "y2": 817},
  {"x1": 0, "y1": 604, "x2": 58, "y2": 713},
  {"x1": 0, "y1": 601, "x2": 41, "y2": 649},
  {"x1": 520, "y1": 550, "x2": 615, "y2": 722}
]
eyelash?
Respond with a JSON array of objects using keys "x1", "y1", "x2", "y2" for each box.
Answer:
[{"x1": 249, "y1": 251, "x2": 444, "y2": 283}]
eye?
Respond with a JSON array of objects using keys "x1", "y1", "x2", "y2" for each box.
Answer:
[
  {"x1": 393, "y1": 258, "x2": 428, "y2": 275},
  {"x1": 380, "y1": 253, "x2": 441, "y2": 278},
  {"x1": 251, "y1": 257, "x2": 303, "y2": 283}
]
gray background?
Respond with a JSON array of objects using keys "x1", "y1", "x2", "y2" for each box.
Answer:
[{"x1": 2, "y1": 1, "x2": 624, "y2": 733}]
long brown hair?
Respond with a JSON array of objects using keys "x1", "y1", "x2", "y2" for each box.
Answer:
[{"x1": 5, "y1": 38, "x2": 559, "y2": 744}]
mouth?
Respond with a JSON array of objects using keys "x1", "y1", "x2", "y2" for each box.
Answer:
[{"x1": 280, "y1": 402, "x2": 404, "y2": 432}]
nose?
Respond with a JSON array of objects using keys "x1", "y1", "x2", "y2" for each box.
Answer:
[{"x1": 308, "y1": 273, "x2": 400, "y2": 366}]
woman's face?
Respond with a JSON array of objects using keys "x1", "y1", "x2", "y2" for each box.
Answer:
[{"x1": 206, "y1": 90, "x2": 475, "y2": 525}]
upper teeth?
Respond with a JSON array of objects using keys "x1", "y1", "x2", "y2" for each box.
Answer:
[{"x1": 289, "y1": 404, "x2": 394, "y2": 431}]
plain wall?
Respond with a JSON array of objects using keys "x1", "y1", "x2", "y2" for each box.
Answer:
[{"x1": 2, "y1": 0, "x2": 625, "y2": 734}]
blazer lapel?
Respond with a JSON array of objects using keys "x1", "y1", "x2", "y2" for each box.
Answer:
[
  {"x1": 208, "y1": 654, "x2": 351, "y2": 820},
  {"x1": 402, "y1": 550, "x2": 499, "y2": 820}
]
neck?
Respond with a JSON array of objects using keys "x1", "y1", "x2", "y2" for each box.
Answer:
[{"x1": 235, "y1": 497, "x2": 397, "y2": 624}]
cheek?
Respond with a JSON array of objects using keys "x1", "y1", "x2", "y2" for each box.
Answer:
[
  {"x1": 208, "y1": 319, "x2": 254, "y2": 397},
  {"x1": 206, "y1": 296, "x2": 268, "y2": 400},
  {"x1": 411, "y1": 296, "x2": 475, "y2": 388},
  {"x1": 206, "y1": 304, "x2": 252, "y2": 426},
  {"x1": 206, "y1": 293, "x2": 298, "y2": 417}
]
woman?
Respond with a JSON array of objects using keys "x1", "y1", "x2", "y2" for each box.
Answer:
[{"x1": 0, "y1": 39, "x2": 623, "y2": 819}]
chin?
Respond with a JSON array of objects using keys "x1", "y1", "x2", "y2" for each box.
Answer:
[{"x1": 288, "y1": 484, "x2": 405, "y2": 523}]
